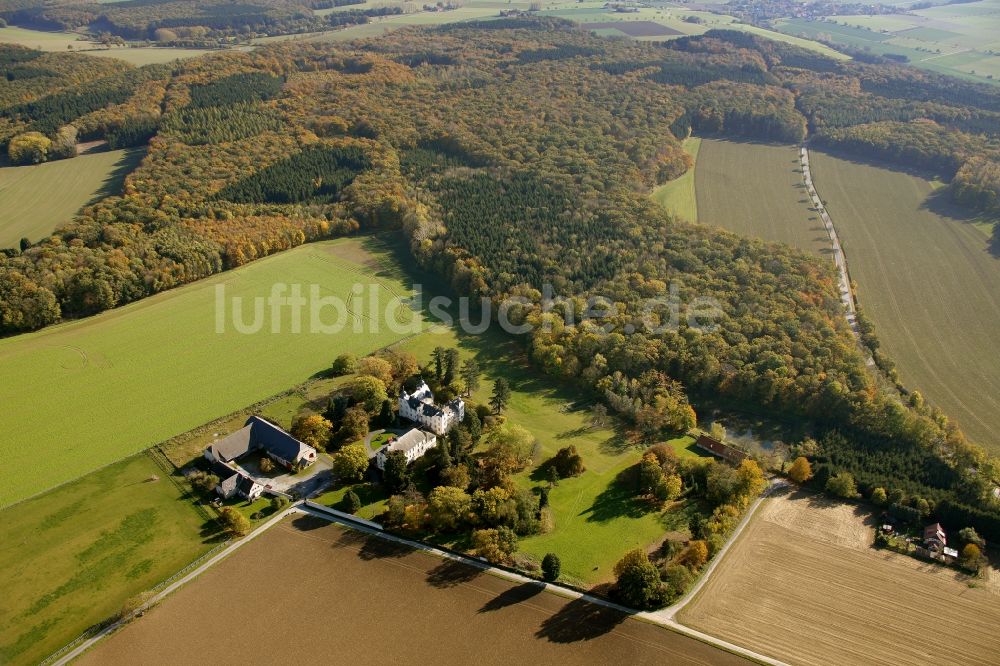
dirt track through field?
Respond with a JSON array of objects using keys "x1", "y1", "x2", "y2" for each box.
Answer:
[
  {"x1": 76, "y1": 516, "x2": 750, "y2": 666},
  {"x1": 678, "y1": 491, "x2": 1000, "y2": 665}
]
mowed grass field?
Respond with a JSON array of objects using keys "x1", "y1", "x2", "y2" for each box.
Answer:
[
  {"x1": 0, "y1": 453, "x2": 212, "y2": 666},
  {"x1": 678, "y1": 489, "x2": 1000, "y2": 664},
  {"x1": 809, "y1": 151, "x2": 1000, "y2": 452},
  {"x1": 651, "y1": 137, "x2": 700, "y2": 222},
  {"x1": 0, "y1": 237, "x2": 425, "y2": 506},
  {"x1": 0, "y1": 148, "x2": 143, "y2": 248},
  {"x1": 694, "y1": 139, "x2": 833, "y2": 258},
  {"x1": 77, "y1": 516, "x2": 750, "y2": 666}
]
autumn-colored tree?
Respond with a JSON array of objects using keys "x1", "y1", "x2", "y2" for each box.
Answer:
[
  {"x1": 427, "y1": 485, "x2": 472, "y2": 531},
  {"x1": 681, "y1": 540, "x2": 709, "y2": 569},
  {"x1": 787, "y1": 456, "x2": 812, "y2": 484},
  {"x1": 960, "y1": 543, "x2": 982, "y2": 570},
  {"x1": 472, "y1": 527, "x2": 518, "y2": 564},
  {"x1": 357, "y1": 356, "x2": 394, "y2": 387},
  {"x1": 339, "y1": 406, "x2": 370, "y2": 442},
  {"x1": 472, "y1": 487, "x2": 515, "y2": 527},
  {"x1": 440, "y1": 463, "x2": 471, "y2": 490},
  {"x1": 291, "y1": 414, "x2": 333, "y2": 452},
  {"x1": 351, "y1": 375, "x2": 389, "y2": 412},
  {"x1": 8, "y1": 132, "x2": 52, "y2": 165},
  {"x1": 871, "y1": 487, "x2": 888, "y2": 505},
  {"x1": 478, "y1": 425, "x2": 533, "y2": 488},
  {"x1": 218, "y1": 506, "x2": 251, "y2": 537},
  {"x1": 332, "y1": 443, "x2": 369, "y2": 482}
]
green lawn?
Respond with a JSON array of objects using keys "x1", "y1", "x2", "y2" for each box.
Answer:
[
  {"x1": 809, "y1": 151, "x2": 1000, "y2": 453},
  {"x1": 314, "y1": 482, "x2": 389, "y2": 520},
  {"x1": 0, "y1": 148, "x2": 143, "y2": 248},
  {"x1": 0, "y1": 236, "x2": 426, "y2": 507},
  {"x1": 694, "y1": 139, "x2": 833, "y2": 259},
  {"x1": 0, "y1": 453, "x2": 213, "y2": 666},
  {"x1": 651, "y1": 137, "x2": 701, "y2": 222}
]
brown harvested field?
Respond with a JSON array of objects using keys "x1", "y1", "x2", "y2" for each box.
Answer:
[
  {"x1": 77, "y1": 515, "x2": 749, "y2": 666},
  {"x1": 678, "y1": 489, "x2": 1000, "y2": 665},
  {"x1": 582, "y1": 21, "x2": 682, "y2": 37}
]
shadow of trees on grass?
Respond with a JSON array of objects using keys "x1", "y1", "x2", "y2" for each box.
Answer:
[{"x1": 579, "y1": 464, "x2": 653, "y2": 523}]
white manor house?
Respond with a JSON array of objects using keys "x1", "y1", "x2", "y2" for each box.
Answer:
[{"x1": 398, "y1": 380, "x2": 465, "y2": 435}]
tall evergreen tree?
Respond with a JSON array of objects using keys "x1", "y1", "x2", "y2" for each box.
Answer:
[
  {"x1": 432, "y1": 346, "x2": 446, "y2": 380},
  {"x1": 490, "y1": 378, "x2": 511, "y2": 414},
  {"x1": 460, "y1": 358, "x2": 480, "y2": 396}
]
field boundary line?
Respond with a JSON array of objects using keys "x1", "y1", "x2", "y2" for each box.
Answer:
[{"x1": 47, "y1": 503, "x2": 299, "y2": 666}]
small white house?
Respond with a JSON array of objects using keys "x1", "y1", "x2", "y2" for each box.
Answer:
[
  {"x1": 375, "y1": 429, "x2": 437, "y2": 470},
  {"x1": 398, "y1": 380, "x2": 464, "y2": 435}
]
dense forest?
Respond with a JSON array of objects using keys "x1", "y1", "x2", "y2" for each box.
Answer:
[{"x1": 1, "y1": 19, "x2": 998, "y2": 538}]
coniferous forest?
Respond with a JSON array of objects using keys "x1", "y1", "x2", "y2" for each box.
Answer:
[{"x1": 1, "y1": 19, "x2": 999, "y2": 538}]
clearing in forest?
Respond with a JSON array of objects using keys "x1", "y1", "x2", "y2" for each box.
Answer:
[
  {"x1": 0, "y1": 148, "x2": 143, "y2": 248},
  {"x1": 693, "y1": 139, "x2": 833, "y2": 258}
]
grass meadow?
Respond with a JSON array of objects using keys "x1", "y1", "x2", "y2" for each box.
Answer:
[
  {"x1": 0, "y1": 237, "x2": 425, "y2": 506},
  {"x1": 0, "y1": 453, "x2": 212, "y2": 666},
  {"x1": 694, "y1": 139, "x2": 833, "y2": 259},
  {"x1": 651, "y1": 137, "x2": 701, "y2": 222},
  {"x1": 0, "y1": 26, "x2": 212, "y2": 63},
  {"x1": 776, "y1": 10, "x2": 1000, "y2": 84},
  {"x1": 809, "y1": 151, "x2": 1000, "y2": 452},
  {"x1": 0, "y1": 148, "x2": 143, "y2": 248}
]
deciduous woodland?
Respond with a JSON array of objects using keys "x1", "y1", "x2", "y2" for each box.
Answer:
[
  {"x1": 0, "y1": 0, "x2": 380, "y2": 45},
  {"x1": 1, "y1": 19, "x2": 999, "y2": 537}
]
